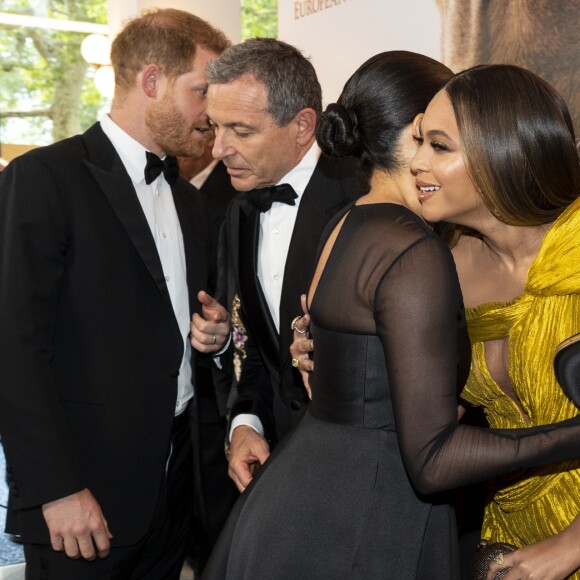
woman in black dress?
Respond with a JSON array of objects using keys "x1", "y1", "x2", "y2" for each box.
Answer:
[{"x1": 202, "y1": 51, "x2": 580, "y2": 580}]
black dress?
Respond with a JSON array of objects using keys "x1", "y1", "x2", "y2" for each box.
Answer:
[{"x1": 203, "y1": 204, "x2": 580, "y2": 580}]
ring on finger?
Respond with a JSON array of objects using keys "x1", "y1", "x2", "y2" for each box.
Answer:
[
  {"x1": 211, "y1": 334, "x2": 217, "y2": 345},
  {"x1": 292, "y1": 354, "x2": 308, "y2": 368},
  {"x1": 291, "y1": 315, "x2": 308, "y2": 334},
  {"x1": 494, "y1": 553, "x2": 504, "y2": 566}
]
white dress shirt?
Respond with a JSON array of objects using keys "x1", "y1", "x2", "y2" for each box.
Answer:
[
  {"x1": 100, "y1": 114, "x2": 193, "y2": 415},
  {"x1": 231, "y1": 142, "x2": 321, "y2": 438},
  {"x1": 258, "y1": 142, "x2": 320, "y2": 332},
  {"x1": 190, "y1": 158, "x2": 219, "y2": 189}
]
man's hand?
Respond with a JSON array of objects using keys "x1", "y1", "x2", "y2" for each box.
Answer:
[
  {"x1": 290, "y1": 294, "x2": 314, "y2": 398},
  {"x1": 228, "y1": 426, "x2": 270, "y2": 492},
  {"x1": 190, "y1": 290, "x2": 230, "y2": 353},
  {"x1": 41, "y1": 488, "x2": 112, "y2": 560}
]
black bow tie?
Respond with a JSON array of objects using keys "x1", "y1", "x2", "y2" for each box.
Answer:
[
  {"x1": 249, "y1": 183, "x2": 298, "y2": 212},
  {"x1": 144, "y1": 151, "x2": 179, "y2": 186}
]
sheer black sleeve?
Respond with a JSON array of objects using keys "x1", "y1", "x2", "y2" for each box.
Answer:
[{"x1": 376, "y1": 233, "x2": 580, "y2": 495}]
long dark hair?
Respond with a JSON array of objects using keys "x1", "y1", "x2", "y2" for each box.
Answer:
[{"x1": 445, "y1": 64, "x2": 580, "y2": 226}]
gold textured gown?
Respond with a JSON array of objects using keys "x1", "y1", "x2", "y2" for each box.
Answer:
[{"x1": 461, "y1": 197, "x2": 580, "y2": 576}]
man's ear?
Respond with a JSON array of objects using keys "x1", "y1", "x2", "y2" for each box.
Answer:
[
  {"x1": 294, "y1": 108, "x2": 317, "y2": 145},
  {"x1": 141, "y1": 64, "x2": 162, "y2": 97}
]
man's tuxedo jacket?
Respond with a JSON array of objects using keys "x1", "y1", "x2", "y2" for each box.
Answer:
[
  {"x1": 199, "y1": 161, "x2": 238, "y2": 296},
  {"x1": 190, "y1": 160, "x2": 239, "y2": 564},
  {"x1": 0, "y1": 123, "x2": 209, "y2": 545},
  {"x1": 195, "y1": 161, "x2": 238, "y2": 420},
  {"x1": 224, "y1": 154, "x2": 367, "y2": 446}
]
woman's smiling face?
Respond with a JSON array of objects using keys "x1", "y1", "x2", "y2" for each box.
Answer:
[{"x1": 410, "y1": 90, "x2": 490, "y2": 228}]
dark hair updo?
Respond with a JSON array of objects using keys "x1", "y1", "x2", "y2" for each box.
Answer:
[
  {"x1": 316, "y1": 51, "x2": 453, "y2": 174},
  {"x1": 316, "y1": 103, "x2": 361, "y2": 157}
]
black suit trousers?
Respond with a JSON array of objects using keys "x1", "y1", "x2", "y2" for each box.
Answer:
[{"x1": 24, "y1": 412, "x2": 193, "y2": 580}]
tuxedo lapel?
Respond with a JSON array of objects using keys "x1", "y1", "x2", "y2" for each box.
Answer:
[
  {"x1": 279, "y1": 155, "x2": 356, "y2": 366},
  {"x1": 82, "y1": 124, "x2": 173, "y2": 312},
  {"x1": 232, "y1": 154, "x2": 363, "y2": 376},
  {"x1": 237, "y1": 202, "x2": 279, "y2": 368},
  {"x1": 199, "y1": 161, "x2": 228, "y2": 201},
  {"x1": 171, "y1": 180, "x2": 207, "y2": 316}
]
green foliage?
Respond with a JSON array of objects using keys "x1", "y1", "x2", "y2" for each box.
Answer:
[
  {"x1": 0, "y1": 0, "x2": 107, "y2": 23},
  {"x1": 0, "y1": 0, "x2": 278, "y2": 146},
  {"x1": 242, "y1": 0, "x2": 278, "y2": 40},
  {"x1": 0, "y1": 0, "x2": 108, "y2": 145}
]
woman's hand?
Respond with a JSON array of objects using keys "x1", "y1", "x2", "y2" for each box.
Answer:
[
  {"x1": 290, "y1": 294, "x2": 314, "y2": 399},
  {"x1": 487, "y1": 520, "x2": 580, "y2": 580}
]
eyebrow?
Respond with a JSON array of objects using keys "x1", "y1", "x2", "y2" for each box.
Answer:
[
  {"x1": 426, "y1": 129, "x2": 453, "y2": 140},
  {"x1": 208, "y1": 117, "x2": 254, "y2": 130},
  {"x1": 223, "y1": 121, "x2": 254, "y2": 130}
]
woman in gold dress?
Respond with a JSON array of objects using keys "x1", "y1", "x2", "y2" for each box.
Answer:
[{"x1": 411, "y1": 64, "x2": 580, "y2": 579}]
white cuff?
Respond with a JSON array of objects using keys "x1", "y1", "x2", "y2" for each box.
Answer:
[
  {"x1": 229, "y1": 413, "x2": 264, "y2": 441},
  {"x1": 212, "y1": 333, "x2": 232, "y2": 369}
]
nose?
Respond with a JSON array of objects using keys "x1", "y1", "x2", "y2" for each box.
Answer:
[
  {"x1": 410, "y1": 145, "x2": 428, "y2": 175},
  {"x1": 211, "y1": 129, "x2": 234, "y2": 162}
]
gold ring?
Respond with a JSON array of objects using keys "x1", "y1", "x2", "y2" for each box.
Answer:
[
  {"x1": 292, "y1": 355, "x2": 308, "y2": 368},
  {"x1": 291, "y1": 315, "x2": 308, "y2": 334},
  {"x1": 494, "y1": 553, "x2": 504, "y2": 566}
]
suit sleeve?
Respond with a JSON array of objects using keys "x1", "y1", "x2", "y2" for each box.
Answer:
[
  {"x1": 0, "y1": 154, "x2": 86, "y2": 509},
  {"x1": 229, "y1": 322, "x2": 276, "y2": 442}
]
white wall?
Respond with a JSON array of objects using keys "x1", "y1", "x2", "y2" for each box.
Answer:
[
  {"x1": 107, "y1": 0, "x2": 138, "y2": 37},
  {"x1": 108, "y1": 0, "x2": 241, "y2": 43},
  {"x1": 278, "y1": 0, "x2": 441, "y2": 105}
]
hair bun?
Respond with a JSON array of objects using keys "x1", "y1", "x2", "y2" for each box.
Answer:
[{"x1": 316, "y1": 102, "x2": 360, "y2": 157}]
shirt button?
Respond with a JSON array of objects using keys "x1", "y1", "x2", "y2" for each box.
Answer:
[
  {"x1": 165, "y1": 275, "x2": 170, "y2": 282},
  {"x1": 273, "y1": 274, "x2": 280, "y2": 281},
  {"x1": 273, "y1": 228, "x2": 280, "y2": 235},
  {"x1": 161, "y1": 232, "x2": 167, "y2": 239}
]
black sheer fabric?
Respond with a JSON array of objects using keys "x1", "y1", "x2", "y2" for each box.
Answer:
[
  {"x1": 311, "y1": 203, "x2": 580, "y2": 494},
  {"x1": 203, "y1": 203, "x2": 580, "y2": 580}
]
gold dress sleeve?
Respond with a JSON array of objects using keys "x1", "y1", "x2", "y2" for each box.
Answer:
[{"x1": 461, "y1": 197, "x2": 580, "y2": 562}]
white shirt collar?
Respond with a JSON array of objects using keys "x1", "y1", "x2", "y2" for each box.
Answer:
[
  {"x1": 100, "y1": 114, "x2": 151, "y2": 185},
  {"x1": 190, "y1": 159, "x2": 219, "y2": 190},
  {"x1": 276, "y1": 141, "x2": 321, "y2": 199}
]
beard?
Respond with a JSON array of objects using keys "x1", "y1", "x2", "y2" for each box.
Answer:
[{"x1": 145, "y1": 94, "x2": 207, "y2": 159}]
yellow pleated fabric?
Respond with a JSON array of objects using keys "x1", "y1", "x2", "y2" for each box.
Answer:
[{"x1": 461, "y1": 197, "x2": 580, "y2": 573}]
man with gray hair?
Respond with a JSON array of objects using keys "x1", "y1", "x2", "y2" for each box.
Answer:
[{"x1": 206, "y1": 38, "x2": 366, "y2": 492}]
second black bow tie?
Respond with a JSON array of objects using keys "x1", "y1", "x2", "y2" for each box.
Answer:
[
  {"x1": 144, "y1": 151, "x2": 179, "y2": 186},
  {"x1": 249, "y1": 183, "x2": 298, "y2": 212}
]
